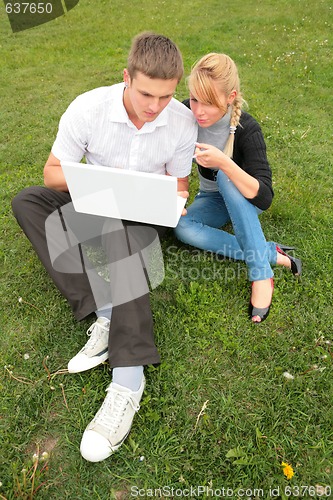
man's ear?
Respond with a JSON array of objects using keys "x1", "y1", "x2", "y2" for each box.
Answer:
[{"x1": 123, "y1": 69, "x2": 130, "y2": 87}]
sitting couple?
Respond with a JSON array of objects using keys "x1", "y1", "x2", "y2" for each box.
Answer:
[{"x1": 12, "y1": 32, "x2": 301, "y2": 463}]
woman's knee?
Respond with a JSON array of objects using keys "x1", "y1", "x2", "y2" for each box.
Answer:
[
  {"x1": 174, "y1": 215, "x2": 200, "y2": 244},
  {"x1": 216, "y1": 170, "x2": 243, "y2": 201}
]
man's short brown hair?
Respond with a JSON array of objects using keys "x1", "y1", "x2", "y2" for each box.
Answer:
[{"x1": 127, "y1": 32, "x2": 184, "y2": 82}]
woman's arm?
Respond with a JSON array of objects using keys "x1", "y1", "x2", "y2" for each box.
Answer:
[{"x1": 194, "y1": 143, "x2": 260, "y2": 199}]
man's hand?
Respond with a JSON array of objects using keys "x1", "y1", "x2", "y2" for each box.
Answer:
[{"x1": 178, "y1": 190, "x2": 189, "y2": 216}]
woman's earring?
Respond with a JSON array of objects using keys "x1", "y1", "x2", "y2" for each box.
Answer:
[{"x1": 124, "y1": 82, "x2": 128, "y2": 89}]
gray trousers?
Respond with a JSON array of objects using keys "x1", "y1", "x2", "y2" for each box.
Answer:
[{"x1": 12, "y1": 186, "x2": 167, "y2": 368}]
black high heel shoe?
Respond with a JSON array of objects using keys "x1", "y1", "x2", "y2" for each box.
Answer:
[
  {"x1": 276, "y1": 246, "x2": 302, "y2": 276},
  {"x1": 249, "y1": 278, "x2": 274, "y2": 323}
]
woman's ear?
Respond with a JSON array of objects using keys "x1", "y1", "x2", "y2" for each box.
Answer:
[{"x1": 228, "y1": 89, "x2": 237, "y2": 105}]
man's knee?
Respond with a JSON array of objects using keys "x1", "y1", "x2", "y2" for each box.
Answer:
[{"x1": 12, "y1": 186, "x2": 45, "y2": 218}]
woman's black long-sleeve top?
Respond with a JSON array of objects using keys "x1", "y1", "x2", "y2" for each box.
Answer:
[{"x1": 183, "y1": 99, "x2": 274, "y2": 211}]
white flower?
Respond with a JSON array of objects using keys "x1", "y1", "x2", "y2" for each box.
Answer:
[
  {"x1": 24, "y1": 353, "x2": 30, "y2": 360},
  {"x1": 41, "y1": 452, "x2": 49, "y2": 461},
  {"x1": 18, "y1": 297, "x2": 23, "y2": 303},
  {"x1": 32, "y1": 453, "x2": 39, "y2": 462},
  {"x1": 283, "y1": 371, "x2": 294, "y2": 380},
  {"x1": 139, "y1": 456, "x2": 145, "y2": 462}
]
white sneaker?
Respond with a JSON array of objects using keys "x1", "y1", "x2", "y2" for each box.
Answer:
[
  {"x1": 67, "y1": 317, "x2": 110, "y2": 373},
  {"x1": 80, "y1": 377, "x2": 145, "y2": 462}
]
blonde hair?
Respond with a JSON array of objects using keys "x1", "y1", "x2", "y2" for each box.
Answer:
[
  {"x1": 127, "y1": 32, "x2": 184, "y2": 82},
  {"x1": 188, "y1": 53, "x2": 244, "y2": 158}
]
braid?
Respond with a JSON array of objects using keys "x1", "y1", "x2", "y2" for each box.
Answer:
[{"x1": 223, "y1": 95, "x2": 243, "y2": 158}]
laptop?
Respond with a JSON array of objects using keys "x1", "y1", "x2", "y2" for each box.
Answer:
[{"x1": 61, "y1": 161, "x2": 187, "y2": 227}]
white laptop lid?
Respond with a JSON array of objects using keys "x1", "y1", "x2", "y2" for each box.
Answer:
[{"x1": 61, "y1": 161, "x2": 186, "y2": 227}]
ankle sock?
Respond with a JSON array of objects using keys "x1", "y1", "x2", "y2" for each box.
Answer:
[
  {"x1": 112, "y1": 366, "x2": 144, "y2": 392},
  {"x1": 95, "y1": 302, "x2": 113, "y2": 321}
]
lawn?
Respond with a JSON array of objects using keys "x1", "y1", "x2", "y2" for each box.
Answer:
[{"x1": 0, "y1": 0, "x2": 332, "y2": 498}]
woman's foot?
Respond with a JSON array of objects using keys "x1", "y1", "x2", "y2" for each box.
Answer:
[
  {"x1": 249, "y1": 278, "x2": 274, "y2": 323},
  {"x1": 276, "y1": 246, "x2": 302, "y2": 276}
]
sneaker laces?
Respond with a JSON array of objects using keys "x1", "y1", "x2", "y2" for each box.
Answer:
[
  {"x1": 82, "y1": 319, "x2": 109, "y2": 352},
  {"x1": 94, "y1": 385, "x2": 140, "y2": 434}
]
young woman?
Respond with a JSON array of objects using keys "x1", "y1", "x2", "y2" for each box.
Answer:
[{"x1": 174, "y1": 53, "x2": 301, "y2": 323}]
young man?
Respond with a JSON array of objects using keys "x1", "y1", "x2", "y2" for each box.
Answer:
[{"x1": 12, "y1": 32, "x2": 197, "y2": 462}]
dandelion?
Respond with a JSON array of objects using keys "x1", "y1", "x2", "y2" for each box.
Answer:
[
  {"x1": 32, "y1": 453, "x2": 39, "y2": 463},
  {"x1": 41, "y1": 451, "x2": 49, "y2": 461},
  {"x1": 18, "y1": 296, "x2": 43, "y2": 313},
  {"x1": 283, "y1": 371, "x2": 294, "y2": 380},
  {"x1": 282, "y1": 462, "x2": 294, "y2": 480}
]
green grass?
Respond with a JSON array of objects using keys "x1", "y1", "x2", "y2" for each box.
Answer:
[{"x1": 0, "y1": 0, "x2": 332, "y2": 498}]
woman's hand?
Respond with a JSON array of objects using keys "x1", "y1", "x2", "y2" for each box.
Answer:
[
  {"x1": 193, "y1": 142, "x2": 227, "y2": 170},
  {"x1": 194, "y1": 142, "x2": 260, "y2": 199}
]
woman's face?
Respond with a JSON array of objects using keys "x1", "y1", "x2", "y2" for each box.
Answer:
[
  {"x1": 189, "y1": 82, "x2": 236, "y2": 128},
  {"x1": 189, "y1": 95, "x2": 227, "y2": 127}
]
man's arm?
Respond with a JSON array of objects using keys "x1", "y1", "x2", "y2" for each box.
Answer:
[
  {"x1": 177, "y1": 176, "x2": 189, "y2": 215},
  {"x1": 166, "y1": 172, "x2": 189, "y2": 195},
  {"x1": 177, "y1": 175, "x2": 189, "y2": 193},
  {"x1": 166, "y1": 173, "x2": 189, "y2": 215},
  {"x1": 43, "y1": 152, "x2": 68, "y2": 192}
]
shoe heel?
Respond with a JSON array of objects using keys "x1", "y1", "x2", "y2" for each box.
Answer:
[
  {"x1": 276, "y1": 246, "x2": 302, "y2": 276},
  {"x1": 275, "y1": 243, "x2": 295, "y2": 252}
]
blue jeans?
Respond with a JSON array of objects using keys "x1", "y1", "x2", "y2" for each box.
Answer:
[{"x1": 174, "y1": 170, "x2": 277, "y2": 281}]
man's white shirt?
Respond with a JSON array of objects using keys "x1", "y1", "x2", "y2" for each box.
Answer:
[{"x1": 52, "y1": 83, "x2": 197, "y2": 178}]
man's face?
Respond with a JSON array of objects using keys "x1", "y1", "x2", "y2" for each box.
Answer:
[{"x1": 123, "y1": 70, "x2": 178, "y2": 126}]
